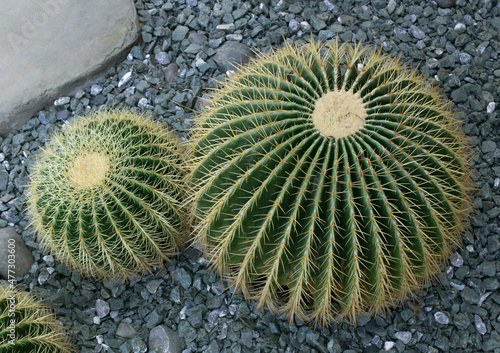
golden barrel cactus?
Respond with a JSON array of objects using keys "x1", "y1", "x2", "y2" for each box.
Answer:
[
  {"x1": 188, "y1": 40, "x2": 472, "y2": 325},
  {"x1": 26, "y1": 110, "x2": 187, "y2": 280}
]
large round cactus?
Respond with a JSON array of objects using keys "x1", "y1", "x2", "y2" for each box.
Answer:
[
  {"x1": 188, "y1": 40, "x2": 472, "y2": 325},
  {"x1": 26, "y1": 110, "x2": 186, "y2": 280},
  {"x1": 0, "y1": 287, "x2": 72, "y2": 352}
]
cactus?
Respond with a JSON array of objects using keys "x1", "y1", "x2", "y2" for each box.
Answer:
[
  {"x1": 0, "y1": 287, "x2": 72, "y2": 353},
  {"x1": 26, "y1": 110, "x2": 187, "y2": 280},
  {"x1": 188, "y1": 40, "x2": 472, "y2": 325}
]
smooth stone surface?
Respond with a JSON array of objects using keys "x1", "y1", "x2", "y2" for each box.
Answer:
[
  {"x1": 436, "y1": 0, "x2": 456, "y2": 8},
  {"x1": 213, "y1": 41, "x2": 255, "y2": 73},
  {"x1": 0, "y1": 226, "x2": 35, "y2": 279},
  {"x1": 116, "y1": 322, "x2": 137, "y2": 338},
  {"x1": 149, "y1": 325, "x2": 182, "y2": 353},
  {"x1": 165, "y1": 63, "x2": 179, "y2": 83},
  {"x1": 0, "y1": 0, "x2": 139, "y2": 137}
]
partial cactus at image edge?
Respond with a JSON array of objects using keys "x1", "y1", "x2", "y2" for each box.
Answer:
[
  {"x1": 0, "y1": 287, "x2": 73, "y2": 353},
  {"x1": 188, "y1": 39, "x2": 473, "y2": 325},
  {"x1": 26, "y1": 110, "x2": 187, "y2": 281}
]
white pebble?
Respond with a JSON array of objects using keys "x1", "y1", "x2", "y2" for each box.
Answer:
[
  {"x1": 434, "y1": 311, "x2": 450, "y2": 325},
  {"x1": 450, "y1": 252, "x2": 464, "y2": 267},
  {"x1": 54, "y1": 97, "x2": 70, "y2": 106},
  {"x1": 137, "y1": 98, "x2": 149, "y2": 108},
  {"x1": 395, "y1": 331, "x2": 412, "y2": 344},
  {"x1": 494, "y1": 178, "x2": 500, "y2": 191},
  {"x1": 384, "y1": 341, "x2": 395, "y2": 351},
  {"x1": 95, "y1": 299, "x2": 110, "y2": 318},
  {"x1": 90, "y1": 84, "x2": 103, "y2": 96},
  {"x1": 118, "y1": 72, "x2": 132, "y2": 88},
  {"x1": 487, "y1": 102, "x2": 495, "y2": 114}
]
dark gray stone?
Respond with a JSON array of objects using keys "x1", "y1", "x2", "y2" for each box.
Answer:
[
  {"x1": 188, "y1": 32, "x2": 207, "y2": 45},
  {"x1": 480, "y1": 261, "x2": 497, "y2": 277},
  {"x1": 205, "y1": 340, "x2": 220, "y2": 353},
  {"x1": 0, "y1": 165, "x2": 8, "y2": 191},
  {"x1": 0, "y1": 0, "x2": 140, "y2": 137},
  {"x1": 174, "y1": 268, "x2": 192, "y2": 290},
  {"x1": 172, "y1": 26, "x2": 189, "y2": 42},
  {"x1": 214, "y1": 41, "x2": 255, "y2": 73},
  {"x1": 146, "y1": 310, "x2": 162, "y2": 329},
  {"x1": 186, "y1": 305, "x2": 204, "y2": 329},
  {"x1": 450, "y1": 87, "x2": 468, "y2": 103},
  {"x1": 484, "y1": 331, "x2": 500, "y2": 351},
  {"x1": 462, "y1": 287, "x2": 480, "y2": 305},
  {"x1": 482, "y1": 140, "x2": 497, "y2": 154},
  {"x1": 177, "y1": 321, "x2": 196, "y2": 343},
  {"x1": 130, "y1": 338, "x2": 147, "y2": 353},
  {"x1": 146, "y1": 279, "x2": 164, "y2": 294},
  {"x1": 116, "y1": 322, "x2": 137, "y2": 338},
  {"x1": 241, "y1": 327, "x2": 253, "y2": 348},
  {"x1": 436, "y1": 0, "x2": 455, "y2": 8},
  {"x1": 0, "y1": 226, "x2": 34, "y2": 279},
  {"x1": 149, "y1": 325, "x2": 182, "y2": 353}
]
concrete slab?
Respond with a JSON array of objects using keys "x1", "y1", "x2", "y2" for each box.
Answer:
[{"x1": 0, "y1": 0, "x2": 139, "y2": 136}]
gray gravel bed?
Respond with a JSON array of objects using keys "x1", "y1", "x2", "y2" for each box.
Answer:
[{"x1": 1, "y1": 0, "x2": 499, "y2": 352}]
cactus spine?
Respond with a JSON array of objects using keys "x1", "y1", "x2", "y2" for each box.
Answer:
[
  {"x1": 0, "y1": 287, "x2": 72, "y2": 353},
  {"x1": 188, "y1": 39, "x2": 472, "y2": 325},
  {"x1": 26, "y1": 110, "x2": 187, "y2": 280}
]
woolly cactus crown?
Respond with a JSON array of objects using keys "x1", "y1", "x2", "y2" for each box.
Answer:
[
  {"x1": 26, "y1": 110, "x2": 187, "y2": 280},
  {"x1": 188, "y1": 39, "x2": 472, "y2": 325}
]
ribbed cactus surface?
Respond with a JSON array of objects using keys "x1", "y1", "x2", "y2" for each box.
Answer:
[
  {"x1": 27, "y1": 110, "x2": 186, "y2": 280},
  {"x1": 0, "y1": 287, "x2": 72, "y2": 353},
  {"x1": 189, "y1": 40, "x2": 472, "y2": 324}
]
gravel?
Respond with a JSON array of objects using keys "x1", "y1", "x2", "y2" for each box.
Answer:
[{"x1": 1, "y1": 0, "x2": 499, "y2": 352}]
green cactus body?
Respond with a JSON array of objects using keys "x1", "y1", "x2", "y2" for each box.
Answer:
[
  {"x1": 189, "y1": 40, "x2": 472, "y2": 325},
  {"x1": 0, "y1": 287, "x2": 72, "y2": 353},
  {"x1": 26, "y1": 110, "x2": 186, "y2": 280}
]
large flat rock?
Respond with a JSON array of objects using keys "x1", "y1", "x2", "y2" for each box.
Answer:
[{"x1": 0, "y1": 0, "x2": 139, "y2": 136}]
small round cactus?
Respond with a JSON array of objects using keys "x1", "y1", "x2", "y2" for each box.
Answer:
[
  {"x1": 188, "y1": 40, "x2": 472, "y2": 325},
  {"x1": 0, "y1": 287, "x2": 72, "y2": 352},
  {"x1": 26, "y1": 110, "x2": 187, "y2": 280}
]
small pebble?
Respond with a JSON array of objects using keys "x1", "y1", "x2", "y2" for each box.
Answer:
[
  {"x1": 395, "y1": 331, "x2": 412, "y2": 344},
  {"x1": 146, "y1": 279, "x2": 164, "y2": 294},
  {"x1": 90, "y1": 84, "x2": 103, "y2": 96},
  {"x1": 118, "y1": 72, "x2": 132, "y2": 88},
  {"x1": 96, "y1": 299, "x2": 110, "y2": 318},
  {"x1": 436, "y1": 0, "x2": 456, "y2": 8},
  {"x1": 54, "y1": 97, "x2": 70, "y2": 106},
  {"x1": 165, "y1": 63, "x2": 179, "y2": 83},
  {"x1": 384, "y1": 341, "x2": 395, "y2": 351},
  {"x1": 434, "y1": 311, "x2": 450, "y2": 325},
  {"x1": 155, "y1": 52, "x2": 170, "y2": 65},
  {"x1": 450, "y1": 252, "x2": 464, "y2": 267},
  {"x1": 475, "y1": 315, "x2": 487, "y2": 335}
]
